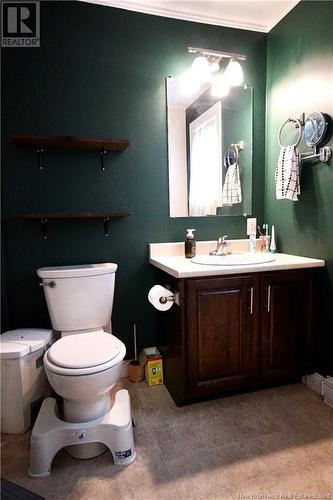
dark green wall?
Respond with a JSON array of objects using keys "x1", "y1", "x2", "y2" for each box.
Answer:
[
  {"x1": 265, "y1": 1, "x2": 333, "y2": 373},
  {"x1": 1, "y1": 1, "x2": 266, "y2": 354}
]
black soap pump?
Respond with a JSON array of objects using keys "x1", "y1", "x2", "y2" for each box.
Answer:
[{"x1": 185, "y1": 228, "x2": 196, "y2": 258}]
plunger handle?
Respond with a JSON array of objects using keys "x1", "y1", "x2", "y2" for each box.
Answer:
[{"x1": 134, "y1": 323, "x2": 137, "y2": 361}]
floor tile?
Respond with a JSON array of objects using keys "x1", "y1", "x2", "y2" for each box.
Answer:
[
  {"x1": 2, "y1": 383, "x2": 333, "y2": 500},
  {"x1": 164, "y1": 448, "x2": 233, "y2": 499}
]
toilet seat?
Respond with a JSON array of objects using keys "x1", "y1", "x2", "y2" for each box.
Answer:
[{"x1": 45, "y1": 332, "x2": 126, "y2": 376}]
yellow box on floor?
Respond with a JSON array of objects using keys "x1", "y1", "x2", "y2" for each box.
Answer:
[{"x1": 140, "y1": 347, "x2": 164, "y2": 386}]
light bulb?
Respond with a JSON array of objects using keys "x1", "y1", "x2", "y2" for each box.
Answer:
[
  {"x1": 211, "y1": 75, "x2": 230, "y2": 98},
  {"x1": 225, "y1": 58, "x2": 244, "y2": 86},
  {"x1": 191, "y1": 56, "x2": 209, "y2": 72},
  {"x1": 209, "y1": 61, "x2": 220, "y2": 73},
  {"x1": 191, "y1": 56, "x2": 211, "y2": 83},
  {"x1": 178, "y1": 70, "x2": 199, "y2": 96}
]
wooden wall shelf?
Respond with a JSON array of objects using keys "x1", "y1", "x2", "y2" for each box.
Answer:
[
  {"x1": 10, "y1": 134, "x2": 131, "y2": 171},
  {"x1": 17, "y1": 211, "x2": 132, "y2": 238},
  {"x1": 10, "y1": 135, "x2": 130, "y2": 151},
  {"x1": 17, "y1": 211, "x2": 132, "y2": 219}
]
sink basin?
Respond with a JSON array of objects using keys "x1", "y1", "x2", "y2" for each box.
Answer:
[{"x1": 191, "y1": 253, "x2": 276, "y2": 266}]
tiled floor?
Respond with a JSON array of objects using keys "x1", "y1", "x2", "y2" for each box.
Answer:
[{"x1": 1, "y1": 381, "x2": 333, "y2": 499}]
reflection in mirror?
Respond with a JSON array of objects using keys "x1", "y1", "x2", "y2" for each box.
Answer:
[
  {"x1": 189, "y1": 101, "x2": 222, "y2": 215},
  {"x1": 167, "y1": 76, "x2": 253, "y2": 217},
  {"x1": 304, "y1": 112, "x2": 327, "y2": 147}
]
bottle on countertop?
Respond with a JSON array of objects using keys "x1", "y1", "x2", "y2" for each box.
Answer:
[
  {"x1": 247, "y1": 218, "x2": 257, "y2": 253},
  {"x1": 258, "y1": 224, "x2": 270, "y2": 252},
  {"x1": 185, "y1": 229, "x2": 196, "y2": 258},
  {"x1": 270, "y1": 225, "x2": 276, "y2": 253},
  {"x1": 264, "y1": 224, "x2": 270, "y2": 252},
  {"x1": 249, "y1": 233, "x2": 257, "y2": 253}
]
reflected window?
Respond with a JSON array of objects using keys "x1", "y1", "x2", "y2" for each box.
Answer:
[{"x1": 189, "y1": 102, "x2": 222, "y2": 215}]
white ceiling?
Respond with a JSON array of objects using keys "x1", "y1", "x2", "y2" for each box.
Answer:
[{"x1": 81, "y1": 0, "x2": 301, "y2": 33}]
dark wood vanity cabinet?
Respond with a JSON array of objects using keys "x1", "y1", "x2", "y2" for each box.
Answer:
[
  {"x1": 186, "y1": 275, "x2": 258, "y2": 399},
  {"x1": 156, "y1": 268, "x2": 318, "y2": 406},
  {"x1": 260, "y1": 272, "x2": 316, "y2": 385}
]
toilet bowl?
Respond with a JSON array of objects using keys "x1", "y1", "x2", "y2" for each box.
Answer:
[
  {"x1": 44, "y1": 331, "x2": 125, "y2": 423},
  {"x1": 29, "y1": 263, "x2": 135, "y2": 473},
  {"x1": 44, "y1": 330, "x2": 126, "y2": 458}
]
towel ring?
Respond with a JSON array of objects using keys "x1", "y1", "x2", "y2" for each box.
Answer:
[
  {"x1": 278, "y1": 118, "x2": 302, "y2": 148},
  {"x1": 225, "y1": 143, "x2": 239, "y2": 168}
]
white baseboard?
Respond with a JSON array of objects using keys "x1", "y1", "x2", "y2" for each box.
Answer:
[
  {"x1": 323, "y1": 377, "x2": 333, "y2": 409},
  {"x1": 303, "y1": 373, "x2": 333, "y2": 410},
  {"x1": 302, "y1": 372, "x2": 325, "y2": 395}
]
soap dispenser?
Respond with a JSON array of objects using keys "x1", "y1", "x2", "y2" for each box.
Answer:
[{"x1": 185, "y1": 229, "x2": 196, "y2": 258}]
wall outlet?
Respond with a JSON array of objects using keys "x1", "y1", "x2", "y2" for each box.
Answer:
[{"x1": 247, "y1": 218, "x2": 257, "y2": 236}]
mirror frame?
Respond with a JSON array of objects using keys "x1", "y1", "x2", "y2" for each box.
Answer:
[{"x1": 166, "y1": 76, "x2": 254, "y2": 218}]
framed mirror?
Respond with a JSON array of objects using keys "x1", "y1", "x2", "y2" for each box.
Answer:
[
  {"x1": 304, "y1": 111, "x2": 328, "y2": 146},
  {"x1": 166, "y1": 76, "x2": 253, "y2": 217}
]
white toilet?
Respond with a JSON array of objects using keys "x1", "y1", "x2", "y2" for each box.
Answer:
[{"x1": 29, "y1": 263, "x2": 135, "y2": 478}]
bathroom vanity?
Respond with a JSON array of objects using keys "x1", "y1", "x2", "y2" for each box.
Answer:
[{"x1": 149, "y1": 241, "x2": 324, "y2": 405}]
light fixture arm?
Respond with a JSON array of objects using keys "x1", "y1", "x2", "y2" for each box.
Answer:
[{"x1": 187, "y1": 47, "x2": 246, "y2": 61}]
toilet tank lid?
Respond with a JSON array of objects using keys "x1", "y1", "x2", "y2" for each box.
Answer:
[
  {"x1": 37, "y1": 263, "x2": 117, "y2": 279},
  {"x1": 0, "y1": 329, "x2": 53, "y2": 359}
]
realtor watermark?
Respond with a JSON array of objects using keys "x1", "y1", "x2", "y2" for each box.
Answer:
[{"x1": 1, "y1": 1, "x2": 40, "y2": 47}]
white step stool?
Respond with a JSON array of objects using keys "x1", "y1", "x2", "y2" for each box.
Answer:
[{"x1": 29, "y1": 389, "x2": 136, "y2": 478}]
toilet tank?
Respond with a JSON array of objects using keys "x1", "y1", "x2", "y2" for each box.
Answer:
[{"x1": 37, "y1": 263, "x2": 117, "y2": 332}]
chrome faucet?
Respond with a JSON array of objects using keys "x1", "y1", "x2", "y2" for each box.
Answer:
[{"x1": 209, "y1": 235, "x2": 231, "y2": 256}]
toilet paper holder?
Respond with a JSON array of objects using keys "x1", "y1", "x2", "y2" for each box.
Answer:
[{"x1": 159, "y1": 291, "x2": 180, "y2": 306}]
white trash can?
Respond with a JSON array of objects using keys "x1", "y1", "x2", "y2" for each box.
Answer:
[{"x1": 0, "y1": 328, "x2": 54, "y2": 434}]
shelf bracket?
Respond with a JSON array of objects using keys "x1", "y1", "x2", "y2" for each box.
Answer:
[
  {"x1": 103, "y1": 216, "x2": 110, "y2": 237},
  {"x1": 100, "y1": 148, "x2": 109, "y2": 172},
  {"x1": 41, "y1": 218, "x2": 48, "y2": 239},
  {"x1": 37, "y1": 145, "x2": 44, "y2": 170}
]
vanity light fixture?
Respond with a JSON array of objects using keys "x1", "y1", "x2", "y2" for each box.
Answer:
[
  {"x1": 225, "y1": 58, "x2": 244, "y2": 86},
  {"x1": 187, "y1": 46, "x2": 246, "y2": 97},
  {"x1": 191, "y1": 55, "x2": 212, "y2": 83}
]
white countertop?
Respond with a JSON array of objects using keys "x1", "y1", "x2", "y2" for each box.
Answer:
[{"x1": 149, "y1": 240, "x2": 325, "y2": 279}]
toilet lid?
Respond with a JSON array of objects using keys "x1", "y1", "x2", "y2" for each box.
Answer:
[{"x1": 48, "y1": 332, "x2": 122, "y2": 369}]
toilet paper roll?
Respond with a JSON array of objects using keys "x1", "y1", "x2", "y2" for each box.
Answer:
[{"x1": 148, "y1": 285, "x2": 174, "y2": 311}]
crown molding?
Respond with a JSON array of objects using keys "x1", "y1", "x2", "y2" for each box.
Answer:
[
  {"x1": 81, "y1": 0, "x2": 302, "y2": 34},
  {"x1": 80, "y1": 0, "x2": 269, "y2": 32},
  {"x1": 266, "y1": 0, "x2": 300, "y2": 32}
]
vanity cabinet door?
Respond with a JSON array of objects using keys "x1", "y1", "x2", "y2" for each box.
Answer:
[
  {"x1": 260, "y1": 271, "x2": 316, "y2": 384},
  {"x1": 186, "y1": 275, "x2": 258, "y2": 398}
]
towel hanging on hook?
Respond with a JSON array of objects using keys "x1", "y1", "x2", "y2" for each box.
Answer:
[
  {"x1": 275, "y1": 144, "x2": 300, "y2": 201},
  {"x1": 222, "y1": 143, "x2": 242, "y2": 205},
  {"x1": 278, "y1": 113, "x2": 332, "y2": 163},
  {"x1": 276, "y1": 117, "x2": 301, "y2": 201}
]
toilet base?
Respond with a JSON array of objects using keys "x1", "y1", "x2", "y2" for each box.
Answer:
[
  {"x1": 28, "y1": 389, "x2": 136, "y2": 478},
  {"x1": 65, "y1": 440, "x2": 107, "y2": 459}
]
